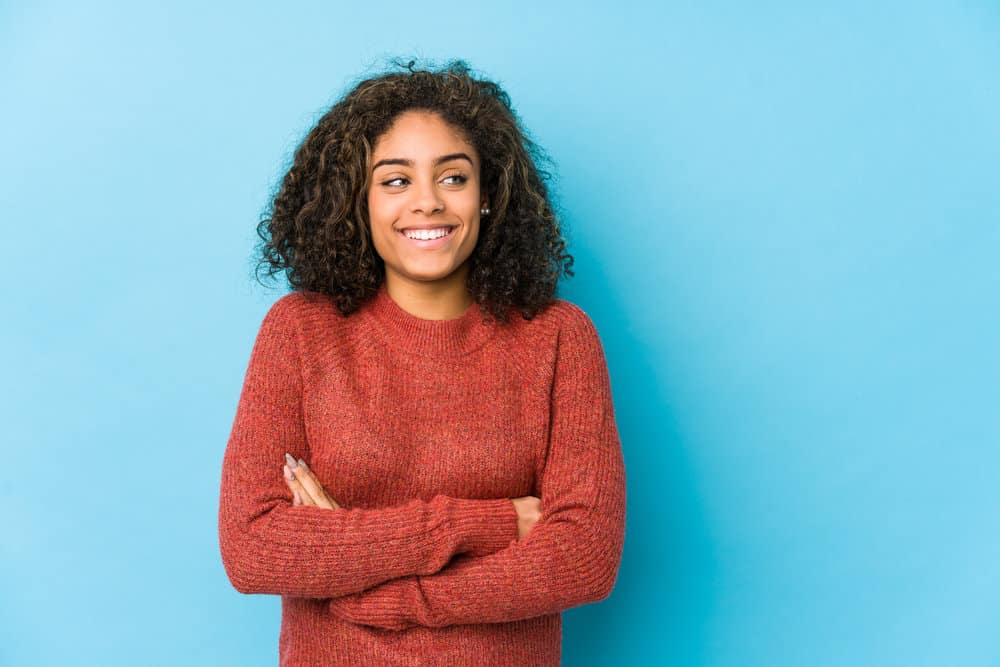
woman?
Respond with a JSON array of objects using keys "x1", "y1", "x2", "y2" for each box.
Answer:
[{"x1": 218, "y1": 59, "x2": 627, "y2": 666}]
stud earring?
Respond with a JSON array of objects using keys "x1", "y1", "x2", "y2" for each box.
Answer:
[{"x1": 480, "y1": 206, "x2": 491, "y2": 216}]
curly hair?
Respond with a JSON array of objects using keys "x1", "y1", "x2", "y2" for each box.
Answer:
[{"x1": 254, "y1": 58, "x2": 574, "y2": 323}]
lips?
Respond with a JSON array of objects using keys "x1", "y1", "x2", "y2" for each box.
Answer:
[{"x1": 397, "y1": 225, "x2": 457, "y2": 249}]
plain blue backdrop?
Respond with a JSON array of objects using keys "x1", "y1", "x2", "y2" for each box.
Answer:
[{"x1": 2, "y1": 1, "x2": 998, "y2": 665}]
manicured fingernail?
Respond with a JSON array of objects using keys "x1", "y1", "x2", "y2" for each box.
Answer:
[
  {"x1": 284, "y1": 464, "x2": 295, "y2": 481},
  {"x1": 285, "y1": 453, "x2": 298, "y2": 469},
  {"x1": 293, "y1": 490, "x2": 301, "y2": 505},
  {"x1": 297, "y1": 458, "x2": 308, "y2": 470}
]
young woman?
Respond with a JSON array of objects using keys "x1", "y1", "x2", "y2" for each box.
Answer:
[{"x1": 218, "y1": 59, "x2": 627, "y2": 666}]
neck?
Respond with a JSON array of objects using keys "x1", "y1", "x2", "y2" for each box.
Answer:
[{"x1": 384, "y1": 268, "x2": 473, "y2": 320}]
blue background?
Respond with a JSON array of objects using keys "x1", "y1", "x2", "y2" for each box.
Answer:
[{"x1": 2, "y1": 1, "x2": 998, "y2": 665}]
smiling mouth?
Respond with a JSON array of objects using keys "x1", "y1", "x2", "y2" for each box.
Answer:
[{"x1": 398, "y1": 226, "x2": 457, "y2": 241}]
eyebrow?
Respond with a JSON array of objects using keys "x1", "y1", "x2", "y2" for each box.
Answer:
[{"x1": 371, "y1": 152, "x2": 474, "y2": 172}]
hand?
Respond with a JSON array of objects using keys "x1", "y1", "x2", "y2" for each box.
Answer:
[
  {"x1": 283, "y1": 452, "x2": 341, "y2": 510},
  {"x1": 511, "y1": 495, "x2": 542, "y2": 540}
]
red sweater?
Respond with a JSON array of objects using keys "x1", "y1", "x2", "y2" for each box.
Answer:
[{"x1": 218, "y1": 280, "x2": 627, "y2": 666}]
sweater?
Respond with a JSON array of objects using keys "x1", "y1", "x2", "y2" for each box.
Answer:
[{"x1": 217, "y1": 280, "x2": 627, "y2": 666}]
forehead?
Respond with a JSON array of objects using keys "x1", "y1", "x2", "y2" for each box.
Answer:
[{"x1": 372, "y1": 110, "x2": 476, "y2": 159}]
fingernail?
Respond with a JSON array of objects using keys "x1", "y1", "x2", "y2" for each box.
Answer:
[
  {"x1": 297, "y1": 458, "x2": 308, "y2": 470},
  {"x1": 284, "y1": 464, "x2": 295, "y2": 481},
  {"x1": 285, "y1": 453, "x2": 298, "y2": 469}
]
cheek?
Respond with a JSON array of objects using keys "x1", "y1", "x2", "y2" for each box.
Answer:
[
  {"x1": 365, "y1": 195, "x2": 393, "y2": 256},
  {"x1": 367, "y1": 193, "x2": 395, "y2": 229},
  {"x1": 366, "y1": 190, "x2": 381, "y2": 218},
  {"x1": 463, "y1": 217, "x2": 481, "y2": 250}
]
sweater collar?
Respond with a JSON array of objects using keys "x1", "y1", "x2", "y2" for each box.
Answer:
[{"x1": 365, "y1": 281, "x2": 498, "y2": 356}]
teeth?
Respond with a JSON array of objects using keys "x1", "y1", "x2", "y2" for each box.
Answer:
[{"x1": 404, "y1": 227, "x2": 451, "y2": 240}]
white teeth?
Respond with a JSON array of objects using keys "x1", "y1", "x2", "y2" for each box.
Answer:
[{"x1": 404, "y1": 227, "x2": 451, "y2": 240}]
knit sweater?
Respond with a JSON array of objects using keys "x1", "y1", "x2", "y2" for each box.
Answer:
[{"x1": 217, "y1": 280, "x2": 627, "y2": 666}]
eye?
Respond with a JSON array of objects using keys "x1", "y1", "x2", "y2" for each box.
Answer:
[
  {"x1": 382, "y1": 177, "x2": 409, "y2": 187},
  {"x1": 442, "y1": 174, "x2": 467, "y2": 185}
]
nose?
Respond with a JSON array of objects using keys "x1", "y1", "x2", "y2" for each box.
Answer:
[{"x1": 409, "y1": 178, "x2": 444, "y2": 216}]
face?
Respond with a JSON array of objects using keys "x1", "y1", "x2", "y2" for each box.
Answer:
[{"x1": 367, "y1": 110, "x2": 488, "y2": 292}]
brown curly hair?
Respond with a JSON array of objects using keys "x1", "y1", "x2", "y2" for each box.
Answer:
[{"x1": 253, "y1": 58, "x2": 574, "y2": 323}]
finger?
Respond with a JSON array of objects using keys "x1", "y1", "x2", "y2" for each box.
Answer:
[
  {"x1": 282, "y1": 453, "x2": 341, "y2": 509},
  {"x1": 288, "y1": 461, "x2": 326, "y2": 507},
  {"x1": 300, "y1": 465, "x2": 341, "y2": 509},
  {"x1": 299, "y1": 461, "x2": 340, "y2": 510},
  {"x1": 293, "y1": 489, "x2": 302, "y2": 506},
  {"x1": 288, "y1": 457, "x2": 338, "y2": 510},
  {"x1": 284, "y1": 464, "x2": 316, "y2": 506},
  {"x1": 284, "y1": 453, "x2": 322, "y2": 506}
]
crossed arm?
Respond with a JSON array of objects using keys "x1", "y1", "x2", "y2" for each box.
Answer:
[
  {"x1": 217, "y1": 296, "x2": 522, "y2": 599},
  {"x1": 219, "y1": 297, "x2": 626, "y2": 626},
  {"x1": 321, "y1": 308, "x2": 627, "y2": 630}
]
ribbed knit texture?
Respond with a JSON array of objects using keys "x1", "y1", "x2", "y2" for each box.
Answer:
[{"x1": 218, "y1": 280, "x2": 627, "y2": 666}]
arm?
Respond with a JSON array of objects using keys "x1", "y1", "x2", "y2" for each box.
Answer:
[
  {"x1": 328, "y1": 306, "x2": 627, "y2": 629},
  {"x1": 218, "y1": 295, "x2": 519, "y2": 598}
]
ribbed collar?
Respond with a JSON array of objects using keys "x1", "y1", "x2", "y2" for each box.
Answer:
[{"x1": 364, "y1": 281, "x2": 498, "y2": 356}]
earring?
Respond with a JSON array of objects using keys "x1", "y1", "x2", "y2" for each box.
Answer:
[{"x1": 480, "y1": 206, "x2": 491, "y2": 216}]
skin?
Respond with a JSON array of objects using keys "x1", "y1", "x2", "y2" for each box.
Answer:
[
  {"x1": 367, "y1": 109, "x2": 486, "y2": 320},
  {"x1": 280, "y1": 109, "x2": 542, "y2": 539}
]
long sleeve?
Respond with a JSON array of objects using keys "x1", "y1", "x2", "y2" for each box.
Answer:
[
  {"x1": 327, "y1": 306, "x2": 627, "y2": 629},
  {"x1": 217, "y1": 294, "x2": 520, "y2": 599}
]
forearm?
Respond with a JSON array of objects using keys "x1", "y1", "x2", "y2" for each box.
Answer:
[
  {"x1": 328, "y1": 436, "x2": 626, "y2": 629},
  {"x1": 219, "y1": 471, "x2": 519, "y2": 598},
  {"x1": 328, "y1": 500, "x2": 624, "y2": 630}
]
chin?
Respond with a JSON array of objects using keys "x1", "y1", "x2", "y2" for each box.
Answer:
[
  {"x1": 407, "y1": 271, "x2": 459, "y2": 284},
  {"x1": 392, "y1": 261, "x2": 468, "y2": 285}
]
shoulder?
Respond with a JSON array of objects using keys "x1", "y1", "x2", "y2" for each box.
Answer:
[
  {"x1": 257, "y1": 290, "x2": 349, "y2": 342},
  {"x1": 499, "y1": 298, "x2": 607, "y2": 375},
  {"x1": 262, "y1": 291, "x2": 304, "y2": 321},
  {"x1": 506, "y1": 297, "x2": 602, "y2": 344},
  {"x1": 257, "y1": 290, "x2": 379, "y2": 370},
  {"x1": 506, "y1": 298, "x2": 613, "y2": 396},
  {"x1": 263, "y1": 289, "x2": 348, "y2": 322},
  {"x1": 549, "y1": 299, "x2": 600, "y2": 338}
]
